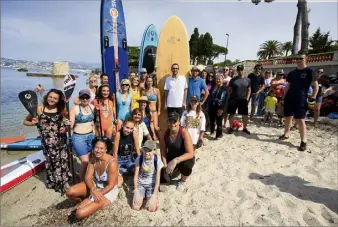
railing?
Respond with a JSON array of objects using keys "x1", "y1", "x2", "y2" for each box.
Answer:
[{"x1": 258, "y1": 51, "x2": 337, "y2": 66}]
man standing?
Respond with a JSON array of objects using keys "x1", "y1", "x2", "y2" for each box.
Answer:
[
  {"x1": 140, "y1": 68, "x2": 148, "y2": 82},
  {"x1": 227, "y1": 65, "x2": 251, "y2": 134},
  {"x1": 187, "y1": 66, "x2": 209, "y2": 105},
  {"x1": 222, "y1": 66, "x2": 232, "y2": 128},
  {"x1": 313, "y1": 68, "x2": 332, "y2": 126},
  {"x1": 248, "y1": 64, "x2": 265, "y2": 120},
  {"x1": 164, "y1": 63, "x2": 188, "y2": 117},
  {"x1": 279, "y1": 55, "x2": 319, "y2": 151}
]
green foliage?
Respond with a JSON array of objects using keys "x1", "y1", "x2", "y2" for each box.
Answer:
[
  {"x1": 189, "y1": 28, "x2": 200, "y2": 64},
  {"x1": 282, "y1": 41, "x2": 293, "y2": 56},
  {"x1": 128, "y1": 46, "x2": 140, "y2": 67},
  {"x1": 257, "y1": 40, "x2": 282, "y2": 60},
  {"x1": 309, "y1": 27, "x2": 335, "y2": 54}
]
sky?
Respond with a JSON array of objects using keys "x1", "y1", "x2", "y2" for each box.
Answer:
[{"x1": 1, "y1": 0, "x2": 337, "y2": 64}]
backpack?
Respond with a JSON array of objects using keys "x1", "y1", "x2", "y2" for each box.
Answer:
[{"x1": 139, "y1": 154, "x2": 158, "y2": 171}]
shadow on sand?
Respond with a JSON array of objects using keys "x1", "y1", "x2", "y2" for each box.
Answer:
[{"x1": 249, "y1": 172, "x2": 338, "y2": 214}]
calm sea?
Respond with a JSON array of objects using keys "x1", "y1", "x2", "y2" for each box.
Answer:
[{"x1": 0, "y1": 67, "x2": 88, "y2": 138}]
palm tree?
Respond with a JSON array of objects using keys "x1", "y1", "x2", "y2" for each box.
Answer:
[
  {"x1": 282, "y1": 41, "x2": 293, "y2": 56},
  {"x1": 257, "y1": 40, "x2": 282, "y2": 60}
]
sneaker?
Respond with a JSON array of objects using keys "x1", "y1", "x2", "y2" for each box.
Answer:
[
  {"x1": 177, "y1": 181, "x2": 186, "y2": 191},
  {"x1": 205, "y1": 131, "x2": 211, "y2": 135},
  {"x1": 298, "y1": 141, "x2": 307, "y2": 152},
  {"x1": 242, "y1": 128, "x2": 251, "y2": 135}
]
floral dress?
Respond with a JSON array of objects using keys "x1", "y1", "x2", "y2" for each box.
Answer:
[{"x1": 37, "y1": 107, "x2": 72, "y2": 195}]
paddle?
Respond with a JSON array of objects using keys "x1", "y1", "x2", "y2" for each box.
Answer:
[
  {"x1": 18, "y1": 90, "x2": 38, "y2": 117},
  {"x1": 63, "y1": 74, "x2": 76, "y2": 185}
]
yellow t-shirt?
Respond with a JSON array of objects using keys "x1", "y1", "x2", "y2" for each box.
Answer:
[
  {"x1": 130, "y1": 88, "x2": 140, "y2": 110},
  {"x1": 264, "y1": 96, "x2": 278, "y2": 110}
]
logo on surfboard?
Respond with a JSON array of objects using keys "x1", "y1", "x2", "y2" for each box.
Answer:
[{"x1": 167, "y1": 36, "x2": 180, "y2": 44}]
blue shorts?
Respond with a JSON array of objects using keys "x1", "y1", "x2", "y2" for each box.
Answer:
[
  {"x1": 118, "y1": 155, "x2": 135, "y2": 174},
  {"x1": 137, "y1": 183, "x2": 155, "y2": 198},
  {"x1": 316, "y1": 96, "x2": 323, "y2": 104},
  {"x1": 250, "y1": 93, "x2": 260, "y2": 106},
  {"x1": 72, "y1": 132, "x2": 95, "y2": 157}
]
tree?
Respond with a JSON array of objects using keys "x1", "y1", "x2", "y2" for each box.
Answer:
[
  {"x1": 309, "y1": 27, "x2": 335, "y2": 54},
  {"x1": 189, "y1": 28, "x2": 200, "y2": 65},
  {"x1": 128, "y1": 46, "x2": 140, "y2": 67},
  {"x1": 210, "y1": 44, "x2": 228, "y2": 62},
  {"x1": 257, "y1": 40, "x2": 282, "y2": 60},
  {"x1": 249, "y1": 0, "x2": 310, "y2": 55},
  {"x1": 203, "y1": 33, "x2": 214, "y2": 64},
  {"x1": 282, "y1": 41, "x2": 293, "y2": 56}
]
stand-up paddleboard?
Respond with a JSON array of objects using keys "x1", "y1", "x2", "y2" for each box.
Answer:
[
  {"x1": 101, "y1": 0, "x2": 128, "y2": 93},
  {"x1": 1, "y1": 150, "x2": 45, "y2": 193},
  {"x1": 156, "y1": 16, "x2": 190, "y2": 133},
  {"x1": 1, "y1": 136, "x2": 29, "y2": 145},
  {"x1": 1, "y1": 137, "x2": 42, "y2": 150},
  {"x1": 138, "y1": 24, "x2": 158, "y2": 76}
]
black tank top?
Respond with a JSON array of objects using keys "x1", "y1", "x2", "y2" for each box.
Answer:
[
  {"x1": 118, "y1": 130, "x2": 134, "y2": 156},
  {"x1": 165, "y1": 127, "x2": 185, "y2": 160}
]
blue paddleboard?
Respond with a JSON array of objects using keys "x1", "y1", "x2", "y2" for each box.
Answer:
[
  {"x1": 138, "y1": 24, "x2": 158, "y2": 76},
  {"x1": 3, "y1": 138, "x2": 42, "y2": 150},
  {"x1": 100, "y1": 0, "x2": 129, "y2": 93}
]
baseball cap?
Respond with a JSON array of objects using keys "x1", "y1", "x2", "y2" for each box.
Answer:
[
  {"x1": 237, "y1": 65, "x2": 244, "y2": 71},
  {"x1": 189, "y1": 96, "x2": 198, "y2": 102},
  {"x1": 121, "y1": 79, "x2": 131, "y2": 85},
  {"x1": 142, "y1": 140, "x2": 157, "y2": 152},
  {"x1": 140, "y1": 68, "x2": 147, "y2": 73},
  {"x1": 191, "y1": 66, "x2": 199, "y2": 71},
  {"x1": 79, "y1": 89, "x2": 90, "y2": 97},
  {"x1": 167, "y1": 112, "x2": 180, "y2": 121}
]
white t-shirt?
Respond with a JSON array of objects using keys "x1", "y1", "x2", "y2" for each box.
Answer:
[
  {"x1": 134, "y1": 122, "x2": 150, "y2": 148},
  {"x1": 180, "y1": 110, "x2": 206, "y2": 145},
  {"x1": 164, "y1": 75, "x2": 188, "y2": 108},
  {"x1": 135, "y1": 154, "x2": 164, "y2": 185}
]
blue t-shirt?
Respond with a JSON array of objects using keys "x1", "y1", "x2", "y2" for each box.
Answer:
[
  {"x1": 187, "y1": 77, "x2": 208, "y2": 102},
  {"x1": 286, "y1": 67, "x2": 316, "y2": 99}
]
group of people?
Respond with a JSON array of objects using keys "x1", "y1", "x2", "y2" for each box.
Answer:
[{"x1": 23, "y1": 54, "x2": 332, "y2": 221}]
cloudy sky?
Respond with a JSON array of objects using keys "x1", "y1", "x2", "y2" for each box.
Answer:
[{"x1": 1, "y1": 0, "x2": 337, "y2": 63}]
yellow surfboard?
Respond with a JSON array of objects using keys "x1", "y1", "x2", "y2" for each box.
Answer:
[{"x1": 156, "y1": 16, "x2": 190, "y2": 134}]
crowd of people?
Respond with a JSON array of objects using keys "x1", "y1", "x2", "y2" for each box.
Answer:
[{"x1": 23, "y1": 54, "x2": 332, "y2": 221}]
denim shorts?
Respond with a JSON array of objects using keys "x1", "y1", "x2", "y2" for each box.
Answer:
[
  {"x1": 118, "y1": 155, "x2": 135, "y2": 174},
  {"x1": 72, "y1": 132, "x2": 95, "y2": 157},
  {"x1": 137, "y1": 183, "x2": 155, "y2": 198},
  {"x1": 250, "y1": 93, "x2": 260, "y2": 106},
  {"x1": 316, "y1": 95, "x2": 323, "y2": 104}
]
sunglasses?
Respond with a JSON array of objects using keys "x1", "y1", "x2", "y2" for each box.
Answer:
[
  {"x1": 122, "y1": 84, "x2": 130, "y2": 86},
  {"x1": 317, "y1": 71, "x2": 323, "y2": 73}
]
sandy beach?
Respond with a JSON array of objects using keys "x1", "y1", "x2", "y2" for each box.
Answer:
[{"x1": 1, "y1": 119, "x2": 338, "y2": 226}]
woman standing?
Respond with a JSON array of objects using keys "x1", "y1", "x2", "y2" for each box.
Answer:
[
  {"x1": 160, "y1": 112, "x2": 195, "y2": 191},
  {"x1": 23, "y1": 89, "x2": 72, "y2": 194},
  {"x1": 66, "y1": 137, "x2": 119, "y2": 220},
  {"x1": 116, "y1": 79, "x2": 132, "y2": 131},
  {"x1": 69, "y1": 89, "x2": 95, "y2": 180},
  {"x1": 74, "y1": 74, "x2": 98, "y2": 105},
  {"x1": 92, "y1": 85, "x2": 116, "y2": 138},
  {"x1": 180, "y1": 96, "x2": 206, "y2": 151},
  {"x1": 130, "y1": 76, "x2": 141, "y2": 111},
  {"x1": 144, "y1": 76, "x2": 161, "y2": 141},
  {"x1": 137, "y1": 96, "x2": 153, "y2": 137},
  {"x1": 208, "y1": 75, "x2": 227, "y2": 139}
]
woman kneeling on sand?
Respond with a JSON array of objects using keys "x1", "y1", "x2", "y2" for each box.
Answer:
[
  {"x1": 160, "y1": 112, "x2": 195, "y2": 191},
  {"x1": 66, "y1": 137, "x2": 119, "y2": 220},
  {"x1": 133, "y1": 140, "x2": 163, "y2": 212}
]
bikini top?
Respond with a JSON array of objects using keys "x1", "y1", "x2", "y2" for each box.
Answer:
[
  {"x1": 93, "y1": 159, "x2": 113, "y2": 189},
  {"x1": 75, "y1": 105, "x2": 94, "y2": 123},
  {"x1": 146, "y1": 88, "x2": 157, "y2": 101}
]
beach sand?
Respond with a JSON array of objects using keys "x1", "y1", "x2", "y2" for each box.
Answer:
[{"x1": 1, "y1": 120, "x2": 338, "y2": 226}]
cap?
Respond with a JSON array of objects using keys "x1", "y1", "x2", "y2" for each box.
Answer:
[
  {"x1": 237, "y1": 65, "x2": 244, "y2": 71},
  {"x1": 79, "y1": 89, "x2": 90, "y2": 97},
  {"x1": 189, "y1": 96, "x2": 198, "y2": 102},
  {"x1": 137, "y1": 96, "x2": 149, "y2": 102},
  {"x1": 121, "y1": 79, "x2": 131, "y2": 85},
  {"x1": 140, "y1": 68, "x2": 147, "y2": 73},
  {"x1": 142, "y1": 140, "x2": 157, "y2": 152},
  {"x1": 277, "y1": 69, "x2": 284, "y2": 75},
  {"x1": 191, "y1": 66, "x2": 200, "y2": 71},
  {"x1": 167, "y1": 112, "x2": 180, "y2": 121}
]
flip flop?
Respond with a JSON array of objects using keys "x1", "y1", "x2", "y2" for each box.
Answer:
[{"x1": 278, "y1": 134, "x2": 289, "y2": 140}]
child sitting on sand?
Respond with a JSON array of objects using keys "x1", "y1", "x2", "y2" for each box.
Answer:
[
  {"x1": 263, "y1": 90, "x2": 278, "y2": 125},
  {"x1": 180, "y1": 96, "x2": 206, "y2": 150},
  {"x1": 132, "y1": 140, "x2": 163, "y2": 212}
]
